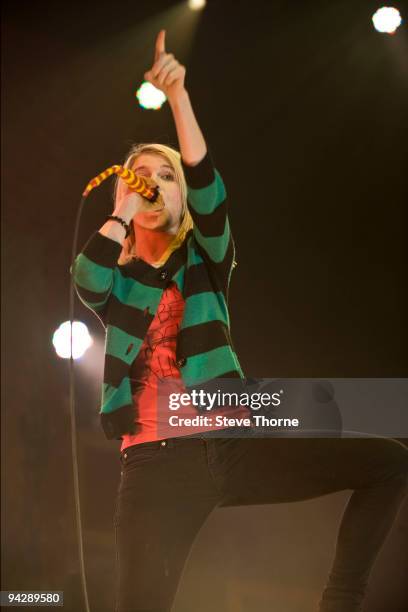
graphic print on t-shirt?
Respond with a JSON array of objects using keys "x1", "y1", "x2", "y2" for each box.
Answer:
[{"x1": 130, "y1": 282, "x2": 184, "y2": 387}]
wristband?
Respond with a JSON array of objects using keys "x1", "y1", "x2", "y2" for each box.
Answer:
[{"x1": 106, "y1": 215, "x2": 131, "y2": 238}]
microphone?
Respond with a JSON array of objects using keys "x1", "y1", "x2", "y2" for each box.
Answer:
[{"x1": 82, "y1": 164, "x2": 162, "y2": 206}]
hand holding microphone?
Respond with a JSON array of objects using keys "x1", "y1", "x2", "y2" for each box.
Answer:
[
  {"x1": 87, "y1": 167, "x2": 166, "y2": 245},
  {"x1": 113, "y1": 175, "x2": 165, "y2": 225}
]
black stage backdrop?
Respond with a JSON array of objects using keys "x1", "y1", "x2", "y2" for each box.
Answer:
[{"x1": 2, "y1": 1, "x2": 407, "y2": 611}]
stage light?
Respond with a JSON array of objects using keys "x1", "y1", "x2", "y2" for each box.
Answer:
[
  {"x1": 372, "y1": 7, "x2": 402, "y2": 34},
  {"x1": 136, "y1": 81, "x2": 167, "y2": 110},
  {"x1": 188, "y1": 0, "x2": 206, "y2": 11},
  {"x1": 52, "y1": 321, "x2": 93, "y2": 360}
]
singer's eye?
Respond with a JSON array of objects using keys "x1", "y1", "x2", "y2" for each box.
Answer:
[{"x1": 161, "y1": 173, "x2": 175, "y2": 181}]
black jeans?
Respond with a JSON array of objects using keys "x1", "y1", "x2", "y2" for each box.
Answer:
[{"x1": 113, "y1": 435, "x2": 408, "y2": 612}]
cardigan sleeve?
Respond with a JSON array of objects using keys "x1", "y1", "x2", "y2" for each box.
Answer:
[
  {"x1": 70, "y1": 230, "x2": 122, "y2": 319},
  {"x1": 181, "y1": 148, "x2": 236, "y2": 294}
]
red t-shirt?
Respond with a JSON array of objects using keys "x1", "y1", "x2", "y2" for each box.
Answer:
[{"x1": 120, "y1": 281, "x2": 251, "y2": 451}]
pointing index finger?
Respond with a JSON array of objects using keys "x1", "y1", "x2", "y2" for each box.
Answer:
[{"x1": 154, "y1": 29, "x2": 166, "y2": 62}]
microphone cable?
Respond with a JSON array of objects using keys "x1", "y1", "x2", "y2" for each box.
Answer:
[{"x1": 68, "y1": 193, "x2": 92, "y2": 612}]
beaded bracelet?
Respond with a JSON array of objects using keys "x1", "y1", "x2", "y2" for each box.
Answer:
[{"x1": 106, "y1": 215, "x2": 131, "y2": 238}]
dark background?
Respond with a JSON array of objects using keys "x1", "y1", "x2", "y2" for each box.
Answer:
[{"x1": 2, "y1": 1, "x2": 408, "y2": 610}]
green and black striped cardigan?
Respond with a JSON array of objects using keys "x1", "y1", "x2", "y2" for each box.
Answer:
[{"x1": 71, "y1": 149, "x2": 245, "y2": 440}]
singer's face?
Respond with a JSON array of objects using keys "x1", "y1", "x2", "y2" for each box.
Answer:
[{"x1": 131, "y1": 153, "x2": 182, "y2": 234}]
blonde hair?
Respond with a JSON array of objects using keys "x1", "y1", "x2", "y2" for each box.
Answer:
[{"x1": 115, "y1": 143, "x2": 194, "y2": 267}]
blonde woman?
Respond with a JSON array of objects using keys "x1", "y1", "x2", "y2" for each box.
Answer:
[{"x1": 72, "y1": 30, "x2": 408, "y2": 612}]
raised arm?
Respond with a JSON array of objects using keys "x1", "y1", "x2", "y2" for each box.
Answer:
[
  {"x1": 144, "y1": 30, "x2": 235, "y2": 287},
  {"x1": 144, "y1": 30, "x2": 207, "y2": 166}
]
